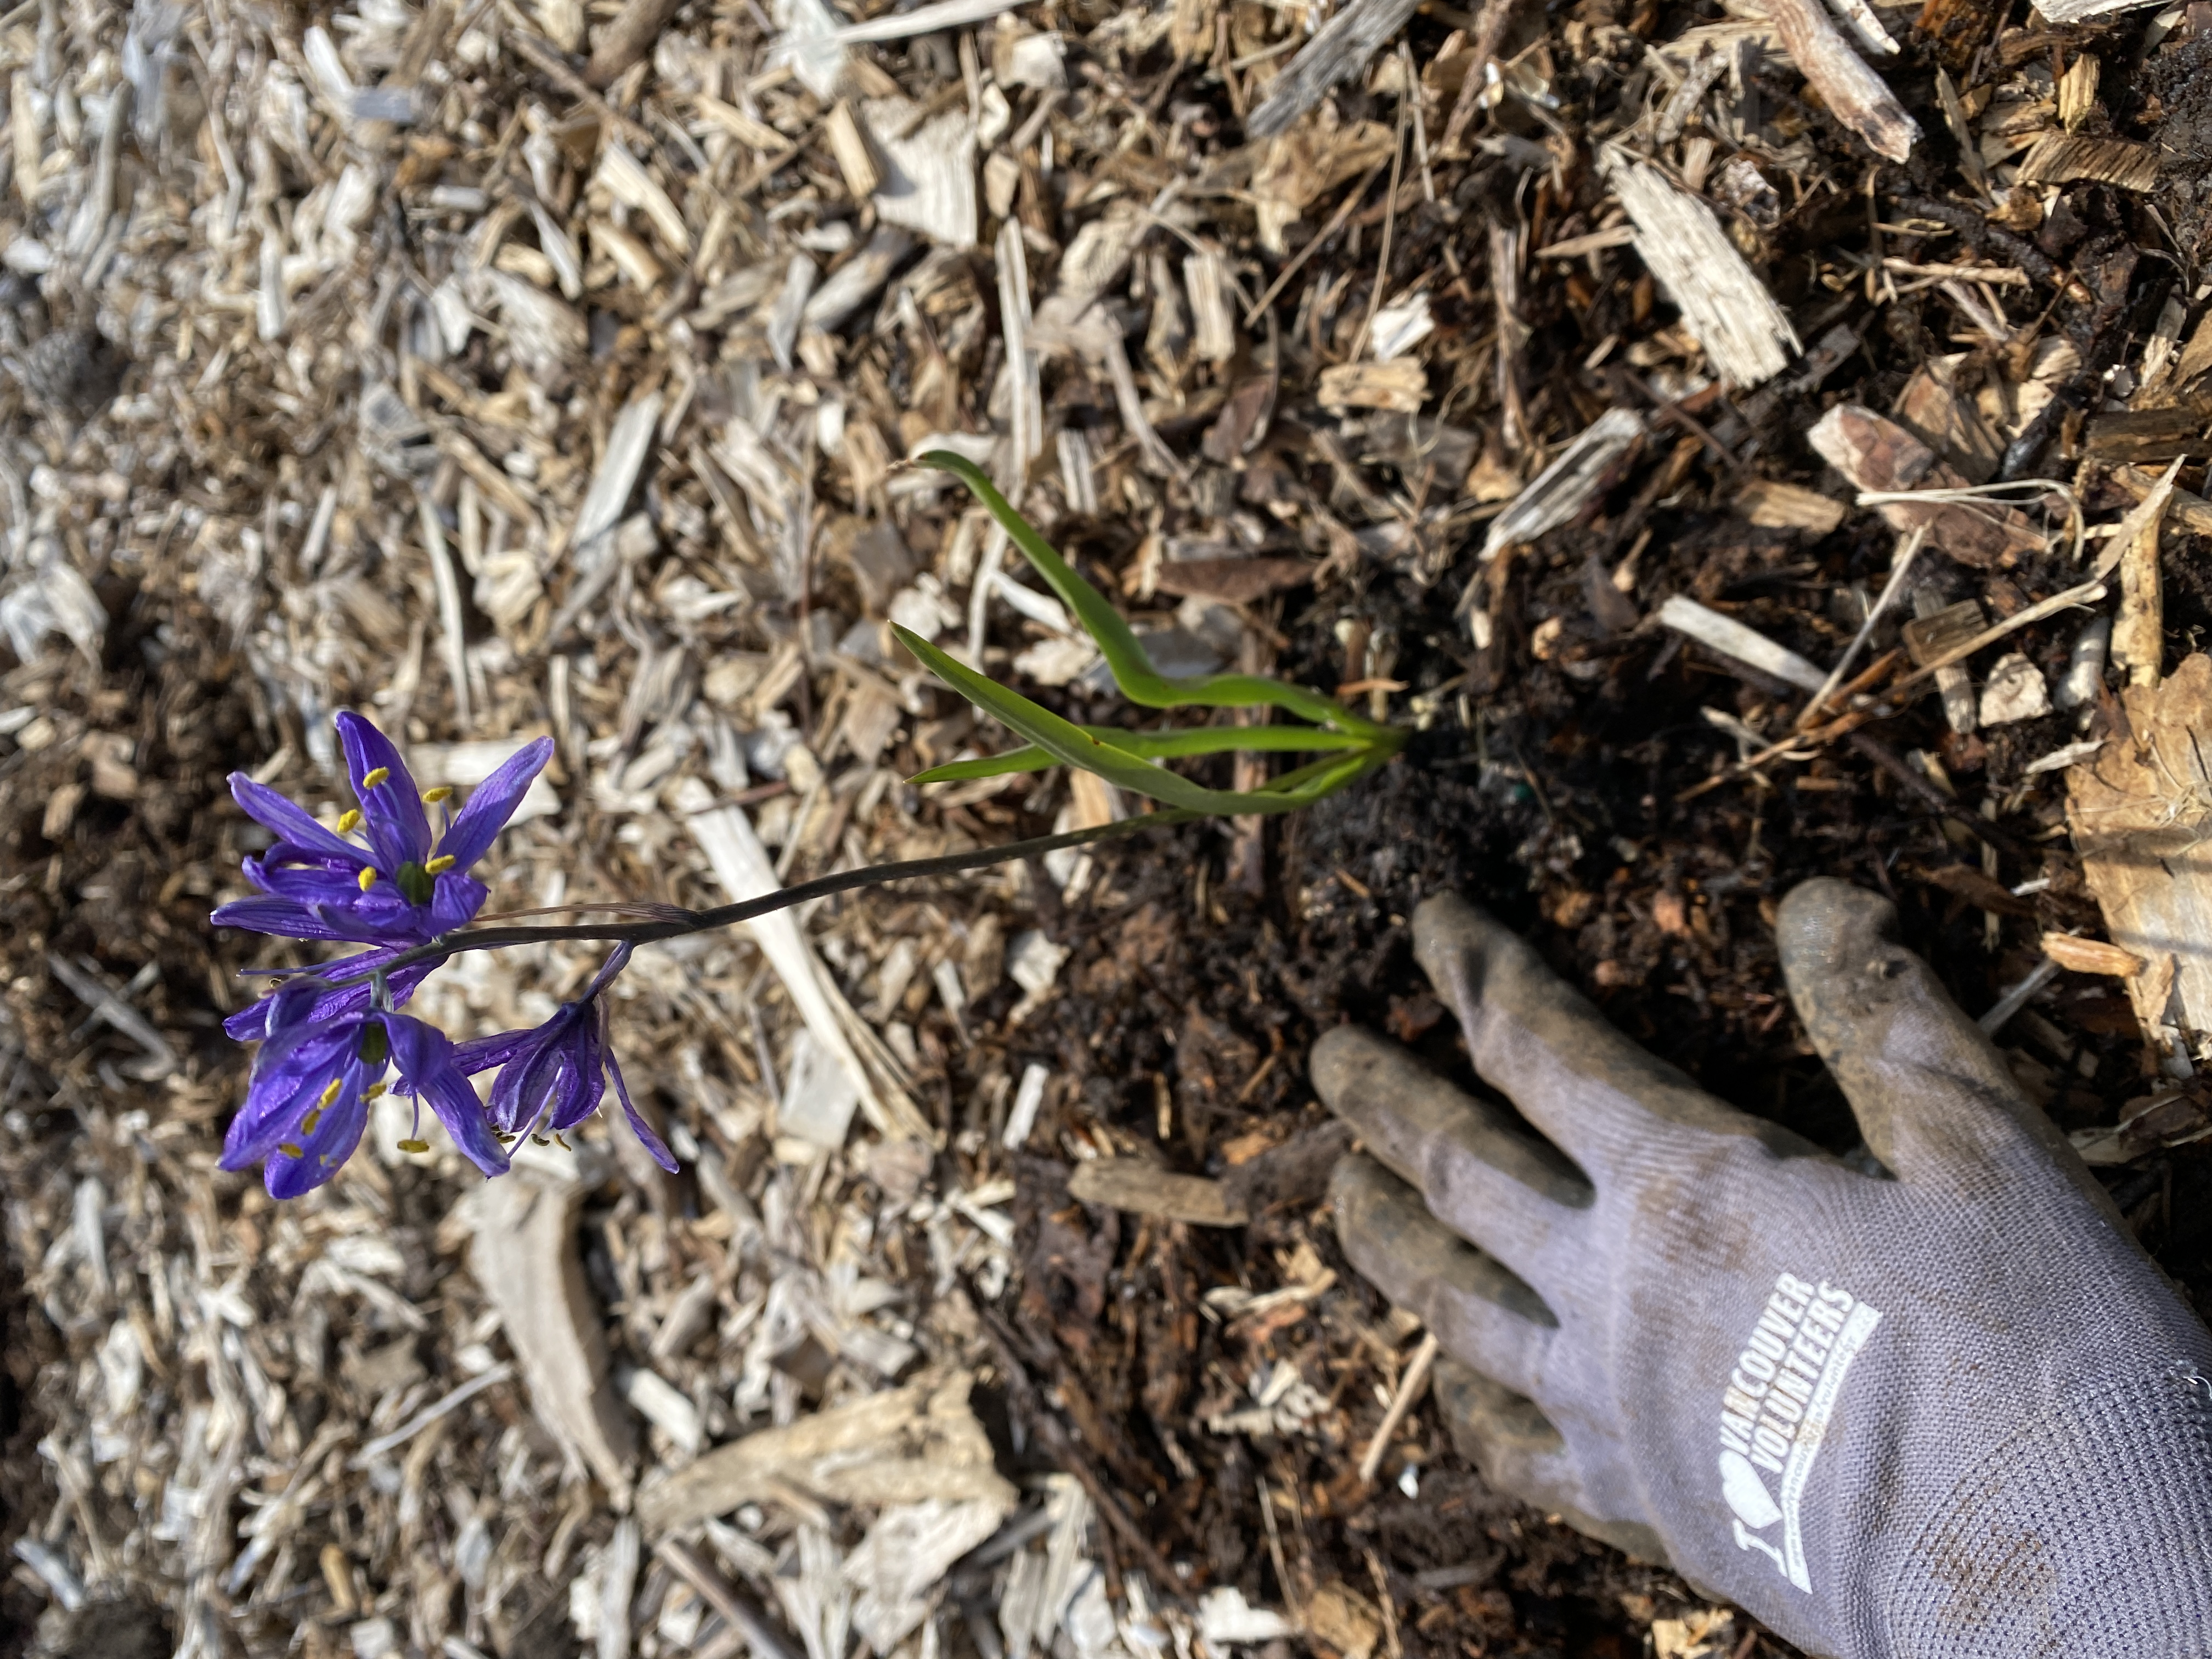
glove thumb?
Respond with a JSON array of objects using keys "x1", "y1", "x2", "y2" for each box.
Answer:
[{"x1": 1774, "y1": 878, "x2": 2101, "y2": 1200}]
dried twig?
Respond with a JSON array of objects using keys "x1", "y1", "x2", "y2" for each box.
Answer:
[
  {"x1": 1357, "y1": 1333, "x2": 1438, "y2": 1485},
  {"x1": 584, "y1": 0, "x2": 685, "y2": 87}
]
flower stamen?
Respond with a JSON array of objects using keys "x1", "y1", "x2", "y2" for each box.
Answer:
[
  {"x1": 279, "y1": 1142, "x2": 304, "y2": 1158},
  {"x1": 336, "y1": 809, "x2": 362, "y2": 833},
  {"x1": 396, "y1": 1138, "x2": 430, "y2": 1154},
  {"x1": 360, "y1": 766, "x2": 390, "y2": 788},
  {"x1": 318, "y1": 1077, "x2": 343, "y2": 1108},
  {"x1": 422, "y1": 786, "x2": 453, "y2": 804},
  {"x1": 363, "y1": 1082, "x2": 386, "y2": 1100},
  {"x1": 424, "y1": 855, "x2": 456, "y2": 875},
  {"x1": 357, "y1": 867, "x2": 378, "y2": 892}
]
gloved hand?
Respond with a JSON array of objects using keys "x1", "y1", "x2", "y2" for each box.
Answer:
[{"x1": 1317, "y1": 879, "x2": 2212, "y2": 1659}]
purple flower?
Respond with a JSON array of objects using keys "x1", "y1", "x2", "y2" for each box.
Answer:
[
  {"x1": 455, "y1": 946, "x2": 678, "y2": 1172},
  {"x1": 214, "y1": 712, "x2": 553, "y2": 950},
  {"x1": 222, "y1": 978, "x2": 510, "y2": 1199},
  {"x1": 218, "y1": 947, "x2": 438, "y2": 1043}
]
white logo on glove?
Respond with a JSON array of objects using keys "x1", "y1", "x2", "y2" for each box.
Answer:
[{"x1": 1715, "y1": 1272, "x2": 1883, "y2": 1592}]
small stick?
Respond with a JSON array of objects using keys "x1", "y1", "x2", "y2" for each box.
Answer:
[
  {"x1": 654, "y1": 1539, "x2": 806, "y2": 1659},
  {"x1": 1357, "y1": 1332, "x2": 1438, "y2": 1485},
  {"x1": 1794, "y1": 526, "x2": 1926, "y2": 732},
  {"x1": 1881, "y1": 259, "x2": 2030, "y2": 286},
  {"x1": 1364, "y1": 1549, "x2": 1403, "y2": 1659},
  {"x1": 349, "y1": 1363, "x2": 513, "y2": 1466},
  {"x1": 1438, "y1": 0, "x2": 1519, "y2": 156},
  {"x1": 584, "y1": 0, "x2": 684, "y2": 87},
  {"x1": 1844, "y1": 730, "x2": 2034, "y2": 861},
  {"x1": 1347, "y1": 88, "x2": 1411, "y2": 363},
  {"x1": 1258, "y1": 1480, "x2": 1302, "y2": 1624},
  {"x1": 1245, "y1": 162, "x2": 1390, "y2": 326},
  {"x1": 507, "y1": 31, "x2": 656, "y2": 146}
]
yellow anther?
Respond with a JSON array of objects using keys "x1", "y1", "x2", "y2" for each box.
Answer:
[
  {"x1": 552, "y1": 1132, "x2": 572, "y2": 1150},
  {"x1": 494, "y1": 1130, "x2": 516, "y2": 1142},
  {"x1": 422, "y1": 786, "x2": 453, "y2": 804},
  {"x1": 357, "y1": 867, "x2": 377, "y2": 892},
  {"x1": 396, "y1": 1138, "x2": 430, "y2": 1154},
  {"x1": 360, "y1": 767, "x2": 390, "y2": 788},
  {"x1": 362, "y1": 1082, "x2": 386, "y2": 1100},
  {"x1": 336, "y1": 809, "x2": 362, "y2": 833},
  {"x1": 318, "y1": 1077, "x2": 343, "y2": 1108},
  {"x1": 279, "y1": 1142, "x2": 304, "y2": 1158},
  {"x1": 424, "y1": 855, "x2": 456, "y2": 875},
  {"x1": 531, "y1": 1135, "x2": 551, "y2": 1146},
  {"x1": 301, "y1": 1108, "x2": 322, "y2": 1135}
]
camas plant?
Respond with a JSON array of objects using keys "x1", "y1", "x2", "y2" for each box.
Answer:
[{"x1": 210, "y1": 453, "x2": 1404, "y2": 1195}]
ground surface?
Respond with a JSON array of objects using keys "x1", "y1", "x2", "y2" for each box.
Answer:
[{"x1": 3, "y1": 0, "x2": 2211, "y2": 1656}]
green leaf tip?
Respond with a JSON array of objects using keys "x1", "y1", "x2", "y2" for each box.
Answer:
[{"x1": 896, "y1": 459, "x2": 1409, "y2": 820}]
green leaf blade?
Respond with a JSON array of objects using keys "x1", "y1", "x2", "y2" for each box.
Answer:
[{"x1": 917, "y1": 449, "x2": 1398, "y2": 741}]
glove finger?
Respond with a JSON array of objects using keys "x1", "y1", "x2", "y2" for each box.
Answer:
[
  {"x1": 1414, "y1": 894, "x2": 1807, "y2": 1179},
  {"x1": 1313, "y1": 1024, "x2": 1590, "y2": 1289},
  {"x1": 1776, "y1": 878, "x2": 2110, "y2": 1200},
  {"x1": 1332, "y1": 1153, "x2": 1558, "y2": 1404},
  {"x1": 1431, "y1": 1358, "x2": 1673, "y2": 1567}
]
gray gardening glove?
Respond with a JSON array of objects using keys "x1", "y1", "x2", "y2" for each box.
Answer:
[{"x1": 1317, "y1": 879, "x2": 2212, "y2": 1659}]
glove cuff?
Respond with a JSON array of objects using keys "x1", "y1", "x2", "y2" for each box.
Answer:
[{"x1": 1880, "y1": 1362, "x2": 2212, "y2": 1659}]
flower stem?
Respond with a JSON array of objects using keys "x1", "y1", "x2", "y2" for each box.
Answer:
[{"x1": 325, "y1": 808, "x2": 1200, "y2": 986}]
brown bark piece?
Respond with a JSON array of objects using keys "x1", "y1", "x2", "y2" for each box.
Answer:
[
  {"x1": 1893, "y1": 358, "x2": 2002, "y2": 483},
  {"x1": 1067, "y1": 1158, "x2": 1250, "y2": 1226},
  {"x1": 2017, "y1": 132, "x2": 2160, "y2": 193},
  {"x1": 825, "y1": 101, "x2": 883, "y2": 201},
  {"x1": 2066, "y1": 654, "x2": 2212, "y2": 1076},
  {"x1": 469, "y1": 1169, "x2": 637, "y2": 1509},
  {"x1": 1735, "y1": 479, "x2": 1847, "y2": 534},
  {"x1": 1151, "y1": 557, "x2": 1317, "y2": 605},
  {"x1": 2112, "y1": 462, "x2": 2212, "y2": 537},
  {"x1": 2112, "y1": 467, "x2": 2171, "y2": 687},
  {"x1": 2085, "y1": 407, "x2": 2212, "y2": 465},
  {"x1": 2042, "y1": 933, "x2": 2148, "y2": 977},
  {"x1": 1317, "y1": 360, "x2": 1427, "y2": 414},
  {"x1": 1905, "y1": 591, "x2": 1983, "y2": 733},
  {"x1": 1806, "y1": 404, "x2": 2045, "y2": 567}
]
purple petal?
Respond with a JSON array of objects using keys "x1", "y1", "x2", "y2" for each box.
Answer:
[
  {"x1": 246, "y1": 864, "x2": 385, "y2": 907},
  {"x1": 606, "y1": 1045, "x2": 678, "y2": 1172},
  {"x1": 223, "y1": 1029, "x2": 353, "y2": 1167},
  {"x1": 387, "y1": 1017, "x2": 510, "y2": 1178},
  {"x1": 453, "y1": 1023, "x2": 546, "y2": 1077},
  {"x1": 212, "y1": 895, "x2": 369, "y2": 943},
  {"x1": 583, "y1": 943, "x2": 634, "y2": 1001},
  {"x1": 230, "y1": 775, "x2": 366, "y2": 864},
  {"x1": 337, "y1": 712, "x2": 433, "y2": 872},
  {"x1": 435, "y1": 737, "x2": 554, "y2": 872},
  {"x1": 490, "y1": 1022, "x2": 578, "y2": 1136},
  {"x1": 222, "y1": 958, "x2": 436, "y2": 1041},
  {"x1": 544, "y1": 1032, "x2": 608, "y2": 1135},
  {"x1": 428, "y1": 872, "x2": 489, "y2": 936},
  {"x1": 266, "y1": 1075, "x2": 369, "y2": 1199}
]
